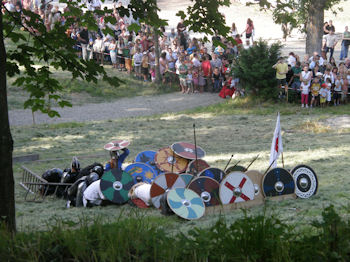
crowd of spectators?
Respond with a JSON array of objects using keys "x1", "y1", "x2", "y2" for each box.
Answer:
[
  {"x1": 2, "y1": 0, "x2": 350, "y2": 103},
  {"x1": 275, "y1": 51, "x2": 350, "y2": 107}
]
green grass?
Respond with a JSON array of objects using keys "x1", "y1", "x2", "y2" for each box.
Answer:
[
  {"x1": 10, "y1": 99, "x2": 350, "y2": 232},
  {"x1": 7, "y1": 68, "x2": 177, "y2": 110},
  {"x1": 3, "y1": 205, "x2": 350, "y2": 261}
]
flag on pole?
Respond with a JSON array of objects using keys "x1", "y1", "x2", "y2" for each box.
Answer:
[{"x1": 269, "y1": 112, "x2": 283, "y2": 168}]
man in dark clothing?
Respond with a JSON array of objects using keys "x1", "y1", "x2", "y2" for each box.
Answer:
[{"x1": 77, "y1": 26, "x2": 89, "y2": 60}]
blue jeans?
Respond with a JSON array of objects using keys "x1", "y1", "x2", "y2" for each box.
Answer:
[
  {"x1": 213, "y1": 79, "x2": 221, "y2": 92},
  {"x1": 340, "y1": 41, "x2": 349, "y2": 60},
  {"x1": 325, "y1": 46, "x2": 334, "y2": 62}
]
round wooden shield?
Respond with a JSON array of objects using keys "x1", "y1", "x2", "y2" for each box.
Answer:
[
  {"x1": 186, "y1": 159, "x2": 210, "y2": 176},
  {"x1": 225, "y1": 165, "x2": 246, "y2": 174},
  {"x1": 199, "y1": 167, "x2": 225, "y2": 183},
  {"x1": 155, "y1": 147, "x2": 188, "y2": 173},
  {"x1": 290, "y1": 165, "x2": 318, "y2": 198},
  {"x1": 135, "y1": 150, "x2": 162, "y2": 175},
  {"x1": 104, "y1": 140, "x2": 130, "y2": 151},
  {"x1": 167, "y1": 188, "x2": 205, "y2": 220},
  {"x1": 245, "y1": 170, "x2": 264, "y2": 201},
  {"x1": 125, "y1": 162, "x2": 157, "y2": 184},
  {"x1": 180, "y1": 173, "x2": 194, "y2": 186},
  {"x1": 262, "y1": 168, "x2": 295, "y2": 197},
  {"x1": 171, "y1": 142, "x2": 206, "y2": 160},
  {"x1": 188, "y1": 177, "x2": 220, "y2": 206},
  {"x1": 219, "y1": 171, "x2": 255, "y2": 204},
  {"x1": 100, "y1": 168, "x2": 134, "y2": 204},
  {"x1": 150, "y1": 173, "x2": 186, "y2": 208}
]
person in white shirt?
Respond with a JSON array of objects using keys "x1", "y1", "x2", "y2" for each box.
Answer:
[
  {"x1": 287, "y1": 52, "x2": 296, "y2": 67},
  {"x1": 83, "y1": 180, "x2": 107, "y2": 207},
  {"x1": 300, "y1": 65, "x2": 311, "y2": 108},
  {"x1": 93, "y1": 34, "x2": 104, "y2": 64},
  {"x1": 323, "y1": 29, "x2": 338, "y2": 62}
]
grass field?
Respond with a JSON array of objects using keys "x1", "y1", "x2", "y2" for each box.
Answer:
[
  {"x1": 11, "y1": 99, "x2": 350, "y2": 232},
  {"x1": 7, "y1": 67, "x2": 176, "y2": 111}
]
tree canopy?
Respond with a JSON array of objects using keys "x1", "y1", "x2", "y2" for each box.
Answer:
[
  {"x1": 247, "y1": 0, "x2": 344, "y2": 54},
  {"x1": 0, "y1": 0, "x2": 231, "y2": 232}
]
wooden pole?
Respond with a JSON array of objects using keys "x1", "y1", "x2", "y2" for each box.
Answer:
[{"x1": 224, "y1": 154, "x2": 234, "y2": 172}]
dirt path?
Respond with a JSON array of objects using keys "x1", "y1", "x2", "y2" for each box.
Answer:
[{"x1": 9, "y1": 93, "x2": 223, "y2": 126}]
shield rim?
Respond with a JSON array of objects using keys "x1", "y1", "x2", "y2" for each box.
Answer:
[
  {"x1": 290, "y1": 164, "x2": 318, "y2": 198},
  {"x1": 262, "y1": 167, "x2": 295, "y2": 198},
  {"x1": 166, "y1": 188, "x2": 205, "y2": 220},
  {"x1": 199, "y1": 167, "x2": 226, "y2": 183},
  {"x1": 154, "y1": 146, "x2": 188, "y2": 173},
  {"x1": 124, "y1": 162, "x2": 157, "y2": 184},
  {"x1": 188, "y1": 176, "x2": 221, "y2": 206},
  {"x1": 171, "y1": 141, "x2": 206, "y2": 160},
  {"x1": 100, "y1": 168, "x2": 134, "y2": 204},
  {"x1": 219, "y1": 171, "x2": 255, "y2": 204},
  {"x1": 186, "y1": 159, "x2": 210, "y2": 175},
  {"x1": 104, "y1": 140, "x2": 130, "y2": 151}
]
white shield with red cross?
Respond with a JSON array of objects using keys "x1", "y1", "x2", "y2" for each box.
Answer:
[{"x1": 219, "y1": 171, "x2": 255, "y2": 204}]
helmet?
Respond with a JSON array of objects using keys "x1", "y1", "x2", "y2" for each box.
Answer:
[
  {"x1": 92, "y1": 165, "x2": 103, "y2": 177},
  {"x1": 86, "y1": 172, "x2": 100, "y2": 185},
  {"x1": 71, "y1": 156, "x2": 80, "y2": 171}
]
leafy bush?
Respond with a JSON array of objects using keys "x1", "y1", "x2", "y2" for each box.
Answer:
[
  {"x1": 2, "y1": 206, "x2": 350, "y2": 261},
  {"x1": 233, "y1": 39, "x2": 283, "y2": 99}
]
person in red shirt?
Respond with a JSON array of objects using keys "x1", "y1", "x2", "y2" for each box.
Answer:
[
  {"x1": 219, "y1": 75, "x2": 234, "y2": 99},
  {"x1": 201, "y1": 54, "x2": 212, "y2": 92}
]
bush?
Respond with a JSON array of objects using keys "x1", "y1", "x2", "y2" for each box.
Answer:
[
  {"x1": 233, "y1": 39, "x2": 283, "y2": 99},
  {"x1": 2, "y1": 206, "x2": 350, "y2": 261}
]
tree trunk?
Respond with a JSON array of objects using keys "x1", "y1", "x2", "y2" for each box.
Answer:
[
  {"x1": 0, "y1": 11, "x2": 16, "y2": 232},
  {"x1": 305, "y1": 1, "x2": 326, "y2": 55},
  {"x1": 153, "y1": 28, "x2": 162, "y2": 84}
]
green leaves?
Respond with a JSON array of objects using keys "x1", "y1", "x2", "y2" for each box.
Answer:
[
  {"x1": 233, "y1": 39, "x2": 283, "y2": 99},
  {"x1": 177, "y1": 0, "x2": 231, "y2": 39}
]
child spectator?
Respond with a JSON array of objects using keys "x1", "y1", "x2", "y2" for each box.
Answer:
[
  {"x1": 109, "y1": 38, "x2": 117, "y2": 69},
  {"x1": 319, "y1": 83, "x2": 328, "y2": 108},
  {"x1": 334, "y1": 74, "x2": 343, "y2": 106},
  {"x1": 290, "y1": 61, "x2": 302, "y2": 91},
  {"x1": 310, "y1": 76, "x2": 321, "y2": 108},
  {"x1": 150, "y1": 68, "x2": 156, "y2": 82},
  {"x1": 198, "y1": 67, "x2": 205, "y2": 93},
  {"x1": 141, "y1": 51, "x2": 149, "y2": 82},
  {"x1": 191, "y1": 67, "x2": 199, "y2": 93},
  {"x1": 300, "y1": 65, "x2": 311, "y2": 108},
  {"x1": 326, "y1": 78, "x2": 332, "y2": 106},
  {"x1": 212, "y1": 67, "x2": 222, "y2": 93},
  {"x1": 186, "y1": 68, "x2": 194, "y2": 93},
  {"x1": 133, "y1": 47, "x2": 143, "y2": 79},
  {"x1": 341, "y1": 75, "x2": 348, "y2": 104},
  {"x1": 178, "y1": 57, "x2": 188, "y2": 93}
]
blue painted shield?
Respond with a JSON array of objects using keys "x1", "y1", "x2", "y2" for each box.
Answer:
[
  {"x1": 135, "y1": 150, "x2": 162, "y2": 175},
  {"x1": 125, "y1": 162, "x2": 157, "y2": 184}
]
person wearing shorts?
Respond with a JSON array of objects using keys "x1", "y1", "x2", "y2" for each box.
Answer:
[
  {"x1": 241, "y1": 18, "x2": 254, "y2": 46},
  {"x1": 272, "y1": 56, "x2": 288, "y2": 99}
]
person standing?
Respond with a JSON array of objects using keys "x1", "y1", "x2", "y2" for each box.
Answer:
[
  {"x1": 323, "y1": 29, "x2": 338, "y2": 62},
  {"x1": 300, "y1": 65, "x2": 312, "y2": 108},
  {"x1": 241, "y1": 18, "x2": 254, "y2": 47},
  {"x1": 340, "y1": 26, "x2": 350, "y2": 60},
  {"x1": 272, "y1": 57, "x2": 288, "y2": 98},
  {"x1": 77, "y1": 26, "x2": 89, "y2": 61}
]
